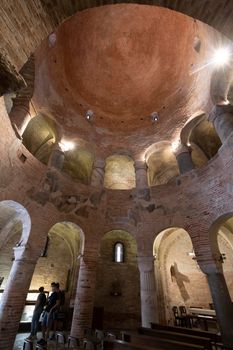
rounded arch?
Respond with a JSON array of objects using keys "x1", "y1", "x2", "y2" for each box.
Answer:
[
  {"x1": 153, "y1": 227, "x2": 211, "y2": 324},
  {"x1": 180, "y1": 113, "x2": 222, "y2": 168},
  {"x1": 145, "y1": 141, "x2": 179, "y2": 186},
  {"x1": 95, "y1": 228, "x2": 140, "y2": 329},
  {"x1": 48, "y1": 221, "x2": 85, "y2": 258},
  {"x1": 30, "y1": 221, "x2": 85, "y2": 309},
  {"x1": 22, "y1": 111, "x2": 62, "y2": 165},
  {"x1": 0, "y1": 200, "x2": 31, "y2": 248},
  {"x1": 104, "y1": 154, "x2": 136, "y2": 190},
  {"x1": 208, "y1": 212, "x2": 233, "y2": 255}
]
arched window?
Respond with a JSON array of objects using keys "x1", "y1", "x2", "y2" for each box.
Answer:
[{"x1": 114, "y1": 242, "x2": 124, "y2": 263}]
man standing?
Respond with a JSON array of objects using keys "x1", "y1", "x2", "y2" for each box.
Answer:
[
  {"x1": 26, "y1": 287, "x2": 46, "y2": 340},
  {"x1": 37, "y1": 282, "x2": 61, "y2": 346}
]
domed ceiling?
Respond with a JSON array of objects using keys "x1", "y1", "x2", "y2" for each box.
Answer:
[{"x1": 32, "y1": 4, "x2": 230, "y2": 157}]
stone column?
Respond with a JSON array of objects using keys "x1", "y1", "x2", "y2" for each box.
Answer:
[
  {"x1": 209, "y1": 104, "x2": 233, "y2": 143},
  {"x1": 0, "y1": 246, "x2": 37, "y2": 350},
  {"x1": 70, "y1": 249, "x2": 98, "y2": 339},
  {"x1": 196, "y1": 253, "x2": 233, "y2": 348},
  {"x1": 134, "y1": 161, "x2": 150, "y2": 199},
  {"x1": 91, "y1": 158, "x2": 105, "y2": 187},
  {"x1": 137, "y1": 256, "x2": 158, "y2": 327},
  {"x1": 206, "y1": 269, "x2": 233, "y2": 348},
  {"x1": 174, "y1": 143, "x2": 193, "y2": 174},
  {"x1": 48, "y1": 142, "x2": 65, "y2": 170},
  {"x1": 9, "y1": 55, "x2": 35, "y2": 136}
]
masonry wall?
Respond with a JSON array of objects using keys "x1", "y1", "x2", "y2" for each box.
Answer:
[
  {"x1": 94, "y1": 230, "x2": 141, "y2": 329},
  {"x1": 155, "y1": 229, "x2": 233, "y2": 324}
]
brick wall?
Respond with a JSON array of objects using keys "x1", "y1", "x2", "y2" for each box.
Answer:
[{"x1": 95, "y1": 230, "x2": 141, "y2": 329}]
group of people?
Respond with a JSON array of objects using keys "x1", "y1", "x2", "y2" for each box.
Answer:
[{"x1": 26, "y1": 282, "x2": 63, "y2": 345}]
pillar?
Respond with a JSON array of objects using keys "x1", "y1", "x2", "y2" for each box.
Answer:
[
  {"x1": 209, "y1": 104, "x2": 233, "y2": 143},
  {"x1": 134, "y1": 161, "x2": 148, "y2": 189},
  {"x1": 91, "y1": 158, "x2": 105, "y2": 187},
  {"x1": 48, "y1": 142, "x2": 65, "y2": 170},
  {"x1": 70, "y1": 249, "x2": 98, "y2": 339},
  {"x1": 0, "y1": 246, "x2": 37, "y2": 350},
  {"x1": 137, "y1": 256, "x2": 158, "y2": 327},
  {"x1": 197, "y1": 253, "x2": 233, "y2": 348},
  {"x1": 206, "y1": 270, "x2": 233, "y2": 347},
  {"x1": 9, "y1": 55, "x2": 35, "y2": 136},
  {"x1": 174, "y1": 143, "x2": 193, "y2": 174}
]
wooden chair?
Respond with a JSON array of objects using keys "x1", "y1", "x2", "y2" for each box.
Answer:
[
  {"x1": 83, "y1": 339, "x2": 95, "y2": 349},
  {"x1": 95, "y1": 329, "x2": 104, "y2": 340},
  {"x1": 172, "y1": 306, "x2": 182, "y2": 326},
  {"x1": 55, "y1": 332, "x2": 66, "y2": 349},
  {"x1": 23, "y1": 339, "x2": 33, "y2": 350},
  {"x1": 67, "y1": 335, "x2": 81, "y2": 349},
  {"x1": 106, "y1": 333, "x2": 116, "y2": 341},
  {"x1": 35, "y1": 345, "x2": 45, "y2": 350},
  {"x1": 179, "y1": 305, "x2": 190, "y2": 327}
]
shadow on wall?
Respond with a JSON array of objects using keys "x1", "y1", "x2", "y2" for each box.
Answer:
[{"x1": 170, "y1": 262, "x2": 190, "y2": 302}]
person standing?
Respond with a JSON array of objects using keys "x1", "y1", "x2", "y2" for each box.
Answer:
[
  {"x1": 26, "y1": 287, "x2": 46, "y2": 340},
  {"x1": 37, "y1": 282, "x2": 61, "y2": 346}
]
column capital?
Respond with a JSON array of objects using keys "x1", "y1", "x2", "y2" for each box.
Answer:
[
  {"x1": 13, "y1": 246, "x2": 37, "y2": 263},
  {"x1": 92, "y1": 158, "x2": 106, "y2": 169},
  {"x1": 174, "y1": 143, "x2": 191, "y2": 157},
  {"x1": 134, "y1": 160, "x2": 148, "y2": 171},
  {"x1": 137, "y1": 256, "x2": 155, "y2": 272},
  {"x1": 209, "y1": 104, "x2": 233, "y2": 122}
]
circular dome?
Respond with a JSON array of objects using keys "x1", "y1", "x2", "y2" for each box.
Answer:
[{"x1": 33, "y1": 4, "x2": 230, "y2": 155}]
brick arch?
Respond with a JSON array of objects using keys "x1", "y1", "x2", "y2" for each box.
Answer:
[
  {"x1": 208, "y1": 213, "x2": 233, "y2": 259},
  {"x1": 0, "y1": 200, "x2": 31, "y2": 248}
]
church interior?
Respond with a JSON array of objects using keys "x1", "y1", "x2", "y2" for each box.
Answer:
[{"x1": 1, "y1": 1, "x2": 233, "y2": 349}]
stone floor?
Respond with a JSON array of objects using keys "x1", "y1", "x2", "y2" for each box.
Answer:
[{"x1": 14, "y1": 333, "x2": 57, "y2": 349}]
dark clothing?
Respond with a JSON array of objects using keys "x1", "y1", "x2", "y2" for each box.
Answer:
[
  {"x1": 30, "y1": 292, "x2": 46, "y2": 336},
  {"x1": 35, "y1": 292, "x2": 46, "y2": 312},
  {"x1": 45, "y1": 291, "x2": 60, "y2": 312}
]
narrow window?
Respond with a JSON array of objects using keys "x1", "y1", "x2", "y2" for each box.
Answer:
[{"x1": 114, "y1": 242, "x2": 124, "y2": 263}]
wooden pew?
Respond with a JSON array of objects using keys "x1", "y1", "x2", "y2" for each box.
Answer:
[
  {"x1": 138, "y1": 327, "x2": 212, "y2": 349},
  {"x1": 150, "y1": 323, "x2": 221, "y2": 343},
  {"x1": 121, "y1": 331, "x2": 206, "y2": 350},
  {"x1": 103, "y1": 339, "x2": 163, "y2": 350}
]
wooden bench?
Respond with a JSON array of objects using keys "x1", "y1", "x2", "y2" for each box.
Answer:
[
  {"x1": 121, "y1": 331, "x2": 206, "y2": 350},
  {"x1": 103, "y1": 339, "x2": 163, "y2": 350},
  {"x1": 150, "y1": 323, "x2": 221, "y2": 343},
  {"x1": 139, "y1": 327, "x2": 212, "y2": 349}
]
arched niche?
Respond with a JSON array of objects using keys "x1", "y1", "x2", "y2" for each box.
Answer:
[
  {"x1": 30, "y1": 222, "x2": 84, "y2": 310},
  {"x1": 22, "y1": 112, "x2": 60, "y2": 164},
  {"x1": 146, "y1": 142, "x2": 179, "y2": 186},
  {"x1": 153, "y1": 228, "x2": 211, "y2": 324},
  {"x1": 209, "y1": 215, "x2": 233, "y2": 300},
  {"x1": 0, "y1": 200, "x2": 31, "y2": 289},
  {"x1": 63, "y1": 145, "x2": 94, "y2": 185},
  {"x1": 94, "y1": 229, "x2": 140, "y2": 329},
  {"x1": 104, "y1": 154, "x2": 136, "y2": 190},
  {"x1": 181, "y1": 113, "x2": 222, "y2": 168}
]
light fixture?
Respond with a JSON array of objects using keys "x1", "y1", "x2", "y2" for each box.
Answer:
[
  {"x1": 58, "y1": 140, "x2": 75, "y2": 152},
  {"x1": 85, "y1": 109, "x2": 94, "y2": 121},
  {"x1": 151, "y1": 112, "x2": 159, "y2": 123},
  {"x1": 212, "y1": 47, "x2": 232, "y2": 67}
]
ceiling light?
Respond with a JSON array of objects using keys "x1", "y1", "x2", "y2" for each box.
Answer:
[
  {"x1": 59, "y1": 140, "x2": 75, "y2": 152},
  {"x1": 213, "y1": 47, "x2": 232, "y2": 67},
  {"x1": 85, "y1": 109, "x2": 94, "y2": 121},
  {"x1": 151, "y1": 112, "x2": 159, "y2": 123}
]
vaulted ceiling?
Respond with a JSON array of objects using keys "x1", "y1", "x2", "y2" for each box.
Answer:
[{"x1": 0, "y1": 0, "x2": 233, "y2": 70}]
